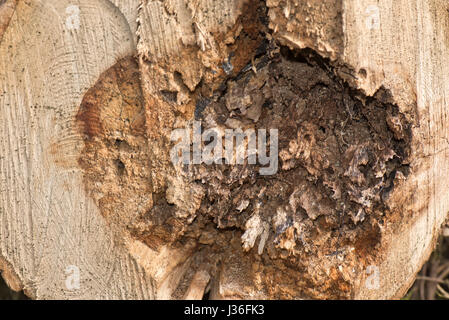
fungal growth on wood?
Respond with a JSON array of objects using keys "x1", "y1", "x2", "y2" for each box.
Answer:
[{"x1": 76, "y1": 2, "x2": 412, "y2": 300}]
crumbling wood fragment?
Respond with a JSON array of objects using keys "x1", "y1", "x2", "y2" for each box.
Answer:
[
  {"x1": 267, "y1": 0, "x2": 449, "y2": 299},
  {"x1": 0, "y1": 0, "x2": 448, "y2": 300}
]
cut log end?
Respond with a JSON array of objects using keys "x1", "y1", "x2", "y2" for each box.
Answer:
[
  {"x1": 0, "y1": 0, "x2": 16, "y2": 44},
  {"x1": 1, "y1": 0, "x2": 448, "y2": 300}
]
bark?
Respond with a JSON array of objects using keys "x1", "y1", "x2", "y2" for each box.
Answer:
[{"x1": 0, "y1": 0, "x2": 448, "y2": 300}]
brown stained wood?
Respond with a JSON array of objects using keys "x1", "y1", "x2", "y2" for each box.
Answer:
[{"x1": 76, "y1": 56, "x2": 153, "y2": 229}]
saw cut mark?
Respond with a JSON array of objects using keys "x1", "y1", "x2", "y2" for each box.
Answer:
[{"x1": 0, "y1": 0, "x2": 17, "y2": 44}]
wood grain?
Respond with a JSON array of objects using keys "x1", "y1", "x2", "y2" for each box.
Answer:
[{"x1": 0, "y1": 0, "x2": 153, "y2": 299}]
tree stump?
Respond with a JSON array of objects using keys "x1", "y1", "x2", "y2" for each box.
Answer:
[{"x1": 0, "y1": 0, "x2": 448, "y2": 300}]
